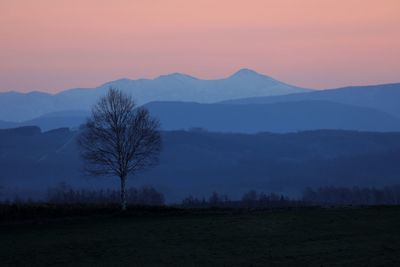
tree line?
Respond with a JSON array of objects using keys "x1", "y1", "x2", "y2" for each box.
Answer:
[
  {"x1": 180, "y1": 191, "x2": 299, "y2": 208},
  {"x1": 181, "y1": 186, "x2": 400, "y2": 208},
  {"x1": 47, "y1": 183, "x2": 165, "y2": 206},
  {"x1": 303, "y1": 185, "x2": 400, "y2": 205},
  {"x1": 3, "y1": 185, "x2": 400, "y2": 206}
]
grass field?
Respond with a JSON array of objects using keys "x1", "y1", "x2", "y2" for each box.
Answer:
[{"x1": 1, "y1": 206, "x2": 400, "y2": 266}]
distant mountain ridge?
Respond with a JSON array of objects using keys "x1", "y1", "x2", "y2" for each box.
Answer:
[
  {"x1": 2, "y1": 100, "x2": 400, "y2": 133},
  {"x1": 2, "y1": 71, "x2": 399, "y2": 133},
  {"x1": 221, "y1": 83, "x2": 400, "y2": 118},
  {"x1": 144, "y1": 100, "x2": 400, "y2": 133},
  {"x1": 0, "y1": 69, "x2": 310, "y2": 121}
]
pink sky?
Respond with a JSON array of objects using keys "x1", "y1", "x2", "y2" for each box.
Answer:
[{"x1": 1, "y1": 0, "x2": 399, "y2": 93}]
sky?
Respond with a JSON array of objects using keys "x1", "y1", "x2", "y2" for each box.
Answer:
[{"x1": 1, "y1": 0, "x2": 399, "y2": 93}]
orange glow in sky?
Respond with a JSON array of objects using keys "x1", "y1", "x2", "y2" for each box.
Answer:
[{"x1": 1, "y1": 0, "x2": 399, "y2": 92}]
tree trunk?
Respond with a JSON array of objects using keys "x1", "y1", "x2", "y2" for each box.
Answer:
[{"x1": 120, "y1": 176, "x2": 127, "y2": 211}]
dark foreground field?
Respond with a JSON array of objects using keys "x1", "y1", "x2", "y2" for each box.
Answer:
[{"x1": 1, "y1": 206, "x2": 400, "y2": 266}]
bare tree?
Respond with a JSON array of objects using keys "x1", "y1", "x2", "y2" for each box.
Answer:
[{"x1": 78, "y1": 88, "x2": 161, "y2": 210}]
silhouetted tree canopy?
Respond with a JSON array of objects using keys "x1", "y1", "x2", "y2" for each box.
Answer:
[{"x1": 78, "y1": 88, "x2": 161, "y2": 210}]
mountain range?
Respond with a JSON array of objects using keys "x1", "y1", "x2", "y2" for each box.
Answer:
[
  {"x1": 222, "y1": 83, "x2": 400, "y2": 118},
  {"x1": 1, "y1": 69, "x2": 399, "y2": 133},
  {"x1": 0, "y1": 69, "x2": 309, "y2": 122},
  {"x1": 2, "y1": 70, "x2": 400, "y2": 202}
]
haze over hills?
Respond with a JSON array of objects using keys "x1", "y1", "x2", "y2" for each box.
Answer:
[
  {"x1": 222, "y1": 83, "x2": 400, "y2": 118},
  {"x1": 3, "y1": 100, "x2": 400, "y2": 133},
  {"x1": 1, "y1": 126, "x2": 400, "y2": 202},
  {"x1": 0, "y1": 120, "x2": 17, "y2": 129},
  {"x1": 0, "y1": 69, "x2": 310, "y2": 122},
  {"x1": 145, "y1": 100, "x2": 400, "y2": 133}
]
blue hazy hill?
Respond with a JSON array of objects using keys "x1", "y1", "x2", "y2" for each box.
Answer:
[
  {"x1": 144, "y1": 100, "x2": 400, "y2": 133},
  {"x1": 222, "y1": 83, "x2": 400, "y2": 117},
  {"x1": 1, "y1": 127, "x2": 400, "y2": 202},
  {"x1": 2, "y1": 100, "x2": 400, "y2": 133}
]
